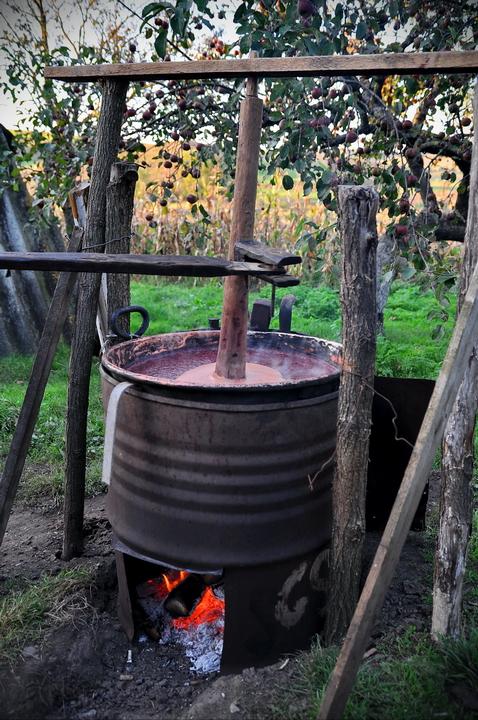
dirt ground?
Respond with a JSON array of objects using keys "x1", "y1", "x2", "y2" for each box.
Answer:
[{"x1": 0, "y1": 487, "x2": 434, "y2": 720}]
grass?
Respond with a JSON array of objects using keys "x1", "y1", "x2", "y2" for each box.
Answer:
[
  {"x1": 0, "y1": 345, "x2": 104, "y2": 503},
  {"x1": 273, "y1": 627, "x2": 478, "y2": 720},
  {"x1": 131, "y1": 278, "x2": 456, "y2": 380},
  {"x1": 0, "y1": 278, "x2": 460, "y2": 506},
  {"x1": 0, "y1": 568, "x2": 94, "y2": 667}
]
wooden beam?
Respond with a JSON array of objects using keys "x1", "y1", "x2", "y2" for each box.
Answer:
[
  {"x1": 317, "y1": 245, "x2": 478, "y2": 719},
  {"x1": 0, "y1": 252, "x2": 277, "y2": 277},
  {"x1": 0, "y1": 225, "x2": 83, "y2": 549},
  {"x1": 236, "y1": 240, "x2": 302, "y2": 267},
  {"x1": 44, "y1": 51, "x2": 478, "y2": 83},
  {"x1": 254, "y1": 273, "x2": 300, "y2": 287},
  {"x1": 325, "y1": 186, "x2": 379, "y2": 644},
  {"x1": 63, "y1": 78, "x2": 128, "y2": 560}
]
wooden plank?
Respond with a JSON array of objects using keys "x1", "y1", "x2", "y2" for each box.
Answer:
[
  {"x1": 44, "y1": 51, "x2": 478, "y2": 83},
  {"x1": 236, "y1": 240, "x2": 302, "y2": 267},
  {"x1": 0, "y1": 226, "x2": 83, "y2": 549},
  {"x1": 317, "y1": 252, "x2": 478, "y2": 719},
  {"x1": 215, "y1": 66, "x2": 262, "y2": 379},
  {"x1": 63, "y1": 78, "x2": 128, "y2": 560},
  {"x1": 255, "y1": 273, "x2": 300, "y2": 287},
  {"x1": 0, "y1": 251, "x2": 277, "y2": 277}
]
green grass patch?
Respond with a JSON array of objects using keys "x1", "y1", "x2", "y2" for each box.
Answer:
[
  {"x1": 0, "y1": 344, "x2": 104, "y2": 503},
  {"x1": 273, "y1": 628, "x2": 475, "y2": 720},
  {"x1": 376, "y1": 284, "x2": 456, "y2": 379},
  {"x1": 0, "y1": 278, "x2": 459, "y2": 506},
  {"x1": 0, "y1": 568, "x2": 93, "y2": 666}
]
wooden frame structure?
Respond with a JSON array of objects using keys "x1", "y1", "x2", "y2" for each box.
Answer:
[
  {"x1": 1, "y1": 49, "x2": 478, "y2": 719},
  {"x1": 45, "y1": 50, "x2": 478, "y2": 81}
]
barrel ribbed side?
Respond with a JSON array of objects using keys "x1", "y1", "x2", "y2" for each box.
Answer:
[{"x1": 103, "y1": 371, "x2": 337, "y2": 570}]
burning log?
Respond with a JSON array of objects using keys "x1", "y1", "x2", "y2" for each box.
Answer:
[{"x1": 164, "y1": 574, "x2": 206, "y2": 618}]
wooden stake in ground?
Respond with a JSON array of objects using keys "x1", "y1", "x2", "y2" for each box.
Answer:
[
  {"x1": 63, "y1": 79, "x2": 128, "y2": 560},
  {"x1": 105, "y1": 161, "x2": 138, "y2": 340},
  {"x1": 0, "y1": 216, "x2": 84, "y2": 548},
  {"x1": 215, "y1": 70, "x2": 263, "y2": 379},
  {"x1": 325, "y1": 185, "x2": 379, "y2": 644},
  {"x1": 432, "y1": 80, "x2": 478, "y2": 639},
  {"x1": 317, "y1": 235, "x2": 478, "y2": 720}
]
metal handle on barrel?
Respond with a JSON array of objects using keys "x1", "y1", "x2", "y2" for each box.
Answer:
[{"x1": 110, "y1": 305, "x2": 150, "y2": 340}]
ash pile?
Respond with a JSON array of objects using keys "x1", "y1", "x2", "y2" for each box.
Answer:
[{"x1": 137, "y1": 570, "x2": 224, "y2": 675}]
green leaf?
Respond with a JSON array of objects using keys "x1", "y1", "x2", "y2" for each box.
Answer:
[
  {"x1": 154, "y1": 29, "x2": 167, "y2": 58},
  {"x1": 388, "y1": 0, "x2": 398, "y2": 16},
  {"x1": 282, "y1": 175, "x2": 294, "y2": 190},
  {"x1": 356, "y1": 21, "x2": 368, "y2": 40},
  {"x1": 142, "y1": 2, "x2": 163, "y2": 18},
  {"x1": 240, "y1": 35, "x2": 251, "y2": 54}
]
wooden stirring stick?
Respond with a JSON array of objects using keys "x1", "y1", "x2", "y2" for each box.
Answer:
[{"x1": 215, "y1": 58, "x2": 263, "y2": 379}]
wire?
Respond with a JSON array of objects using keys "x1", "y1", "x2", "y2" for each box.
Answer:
[{"x1": 81, "y1": 233, "x2": 135, "y2": 251}]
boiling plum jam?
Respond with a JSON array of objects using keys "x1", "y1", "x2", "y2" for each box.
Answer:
[{"x1": 124, "y1": 345, "x2": 338, "y2": 387}]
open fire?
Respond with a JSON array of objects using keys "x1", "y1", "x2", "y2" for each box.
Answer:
[{"x1": 137, "y1": 570, "x2": 225, "y2": 675}]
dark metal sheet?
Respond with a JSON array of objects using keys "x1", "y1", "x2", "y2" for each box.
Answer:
[
  {"x1": 222, "y1": 545, "x2": 329, "y2": 673},
  {"x1": 367, "y1": 376, "x2": 435, "y2": 531}
]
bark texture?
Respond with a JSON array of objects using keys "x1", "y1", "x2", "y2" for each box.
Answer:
[
  {"x1": 432, "y1": 81, "x2": 478, "y2": 639},
  {"x1": 325, "y1": 185, "x2": 379, "y2": 644},
  {"x1": 105, "y1": 162, "x2": 138, "y2": 340},
  {"x1": 215, "y1": 74, "x2": 262, "y2": 379},
  {"x1": 63, "y1": 79, "x2": 128, "y2": 560}
]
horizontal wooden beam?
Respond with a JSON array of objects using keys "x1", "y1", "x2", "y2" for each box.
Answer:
[
  {"x1": 44, "y1": 51, "x2": 478, "y2": 83},
  {"x1": 236, "y1": 240, "x2": 302, "y2": 267},
  {"x1": 256, "y1": 273, "x2": 300, "y2": 287},
  {"x1": 0, "y1": 252, "x2": 281, "y2": 277}
]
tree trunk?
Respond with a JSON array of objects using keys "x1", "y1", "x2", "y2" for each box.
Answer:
[
  {"x1": 105, "y1": 162, "x2": 138, "y2": 340},
  {"x1": 325, "y1": 185, "x2": 379, "y2": 644},
  {"x1": 63, "y1": 79, "x2": 128, "y2": 560},
  {"x1": 215, "y1": 72, "x2": 262, "y2": 379},
  {"x1": 432, "y1": 81, "x2": 478, "y2": 639},
  {"x1": 0, "y1": 125, "x2": 63, "y2": 354}
]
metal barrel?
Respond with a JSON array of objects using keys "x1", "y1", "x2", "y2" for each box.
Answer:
[{"x1": 101, "y1": 331, "x2": 340, "y2": 571}]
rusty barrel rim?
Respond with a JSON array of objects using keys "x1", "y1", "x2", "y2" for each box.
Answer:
[{"x1": 101, "y1": 329, "x2": 341, "y2": 393}]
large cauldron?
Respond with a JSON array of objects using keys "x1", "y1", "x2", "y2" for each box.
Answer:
[{"x1": 101, "y1": 330, "x2": 341, "y2": 571}]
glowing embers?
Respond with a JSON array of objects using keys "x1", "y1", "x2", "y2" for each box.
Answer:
[{"x1": 137, "y1": 569, "x2": 224, "y2": 675}]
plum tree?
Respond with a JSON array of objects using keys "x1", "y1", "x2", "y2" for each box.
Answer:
[{"x1": 1, "y1": 0, "x2": 476, "y2": 284}]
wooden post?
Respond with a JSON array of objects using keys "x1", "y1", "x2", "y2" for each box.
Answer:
[
  {"x1": 215, "y1": 67, "x2": 263, "y2": 379},
  {"x1": 325, "y1": 185, "x2": 379, "y2": 644},
  {"x1": 105, "y1": 161, "x2": 138, "y2": 340},
  {"x1": 63, "y1": 79, "x2": 128, "y2": 560},
  {"x1": 432, "y1": 80, "x2": 478, "y2": 639},
  {"x1": 0, "y1": 223, "x2": 83, "y2": 549},
  {"x1": 317, "y1": 241, "x2": 478, "y2": 720}
]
